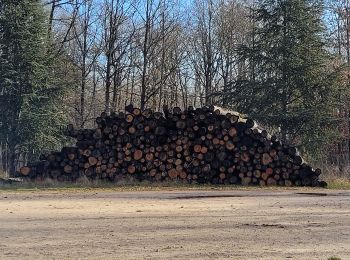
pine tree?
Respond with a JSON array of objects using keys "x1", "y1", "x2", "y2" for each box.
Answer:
[
  {"x1": 0, "y1": 0, "x2": 68, "y2": 176},
  {"x1": 234, "y1": 0, "x2": 339, "y2": 157}
]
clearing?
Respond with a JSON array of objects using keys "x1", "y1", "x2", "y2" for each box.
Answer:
[{"x1": 0, "y1": 188, "x2": 349, "y2": 259}]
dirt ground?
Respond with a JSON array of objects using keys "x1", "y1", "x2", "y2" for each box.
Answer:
[{"x1": 0, "y1": 188, "x2": 349, "y2": 260}]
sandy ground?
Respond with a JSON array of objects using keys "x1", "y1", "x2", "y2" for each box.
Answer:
[{"x1": 0, "y1": 188, "x2": 349, "y2": 260}]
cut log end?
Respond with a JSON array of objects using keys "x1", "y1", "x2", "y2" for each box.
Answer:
[{"x1": 20, "y1": 166, "x2": 31, "y2": 176}]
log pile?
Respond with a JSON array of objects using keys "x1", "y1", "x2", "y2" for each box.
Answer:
[{"x1": 19, "y1": 105, "x2": 326, "y2": 187}]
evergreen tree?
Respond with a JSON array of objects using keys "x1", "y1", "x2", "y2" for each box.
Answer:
[
  {"x1": 0, "y1": 0, "x2": 68, "y2": 175},
  {"x1": 234, "y1": 0, "x2": 340, "y2": 157}
]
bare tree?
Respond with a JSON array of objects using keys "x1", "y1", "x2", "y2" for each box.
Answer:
[
  {"x1": 189, "y1": 0, "x2": 219, "y2": 106},
  {"x1": 325, "y1": 0, "x2": 350, "y2": 170},
  {"x1": 101, "y1": 0, "x2": 135, "y2": 112},
  {"x1": 215, "y1": 0, "x2": 251, "y2": 107},
  {"x1": 132, "y1": 0, "x2": 180, "y2": 109},
  {"x1": 45, "y1": 0, "x2": 81, "y2": 55},
  {"x1": 67, "y1": 0, "x2": 102, "y2": 127}
]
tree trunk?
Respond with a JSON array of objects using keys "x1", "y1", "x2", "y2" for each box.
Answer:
[{"x1": 8, "y1": 145, "x2": 16, "y2": 177}]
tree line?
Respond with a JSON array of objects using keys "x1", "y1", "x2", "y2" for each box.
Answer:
[{"x1": 0, "y1": 0, "x2": 349, "y2": 176}]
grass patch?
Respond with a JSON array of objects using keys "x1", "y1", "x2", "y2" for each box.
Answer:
[
  {"x1": 0, "y1": 178, "x2": 329, "y2": 193},
  {"x1": 328, "y1": 257, "x2": 341, "y2": 260},
  {"x1": 0, "y1": 169, "x2": 7, "y2": 179},
  {"x1": 1, "y1": 175, "x2": 349, "y2": 192},
  {"x1": 0, "y1": 180, "x2": 264, "y2": 193},
  {"x1": 325, "y1": 178, "x2": 350, "y2": 190}
]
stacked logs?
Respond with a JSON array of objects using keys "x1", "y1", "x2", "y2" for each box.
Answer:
[{"x1": 19, "y1": 105, "x2": 326, "y2": 187}]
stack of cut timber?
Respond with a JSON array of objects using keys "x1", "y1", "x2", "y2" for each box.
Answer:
[{"x1": 19, "y1": 105, "x2": 326, "y2": 187}]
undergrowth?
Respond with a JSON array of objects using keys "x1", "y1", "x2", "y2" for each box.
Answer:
[{"x1": 1, "y1": 173, "x2": 349, "y2": 191}]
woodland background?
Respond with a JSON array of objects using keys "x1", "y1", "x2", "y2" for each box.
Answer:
[{"x1": 0, "y1": 0, "x2": 349, "y2": 177}]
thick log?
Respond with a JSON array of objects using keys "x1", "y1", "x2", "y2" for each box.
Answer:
[
  {"x1": 168, "y1": 168, "x2": 178, "y2": 179},
  {"x1": 20, "y1": 166, "x2": 31, "y2": 176}
]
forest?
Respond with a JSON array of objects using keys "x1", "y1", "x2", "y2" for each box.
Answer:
[{"x1": 0, "y1": 0, "x2": 349, "y2": 177}]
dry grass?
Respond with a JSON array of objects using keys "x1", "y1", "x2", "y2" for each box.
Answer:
[
  {"x1": 0, "y1": 169, "x2": 7, "y2": 179},
  {"x1": 0, "y1": 178, "x2": 334, "y2": 193},
  {"x1": 325, "y1": 177, "x2": 350, "y2": 190},
  {"x1": 321, "y1": 167, "x2": 350, "y2": 190},
  {"x1": 0, "y1": 180, "x2": 268, "y2": 192},
  {"x1": 1, "y1": 172, "x2": 349, "y2": 192}
]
